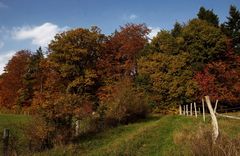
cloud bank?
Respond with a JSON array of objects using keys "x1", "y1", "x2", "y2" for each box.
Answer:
[{"x1": 12, "y1": 22, "x2": 68, "y2": 47}]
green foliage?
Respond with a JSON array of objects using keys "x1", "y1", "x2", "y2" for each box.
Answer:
[
  {"x1": 182, "y1": 19, "x2": 227, "y2": 67},
  {"x1": 171, "y1": 22, "x2": 182, "y2": 37},
  {"x1": 222, "y1": 5, "x2": 240, "y2": 54},
  {"x1": 197, "y1": 6, "x2": 219, "y2": 26},
  {"x1": 151, "y1": 30, "x2": 180, "y2": 55},
  {"x1": 137, "y1": 52, "x2": 198, "y2": 109}
]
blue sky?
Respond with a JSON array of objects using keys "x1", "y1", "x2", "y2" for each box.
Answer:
[{"x1": 0, "y1": 0, "x2": 239, "y2": 73}]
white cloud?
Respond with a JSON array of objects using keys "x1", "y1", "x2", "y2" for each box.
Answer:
[
  {"x1": 0, "y1": 51, "x2": 15, "y2": 74},
  {"x1": 148, "y1": 27, "x2": 161, "y2": 39},
  {"x1": 0, "y1": 2, "x2": 8, "y2": 8},
  {"x1": 129, "y1": 14, "x2": 137, "y2": 20},
  {"x1": 12, "y1": 22, "x2": 68, "y2": 47}
]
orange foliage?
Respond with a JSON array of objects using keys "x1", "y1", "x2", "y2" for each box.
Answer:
[{"x1": 0, "y1": 50, "x2": 31, "y2": 108}]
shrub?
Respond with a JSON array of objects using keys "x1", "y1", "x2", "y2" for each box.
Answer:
[
  {"x1": 24, "y1": 116, "x2": 54, "y2": 152},
  {"x1": 100, "y1": 79, "x2": 149, "y2": 126}
]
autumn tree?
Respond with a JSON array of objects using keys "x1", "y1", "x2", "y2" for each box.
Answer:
[
  {"x1": 195, "y1": 53, "x2": 240, "y2": 105},
  {"x1": 137, "y1": 52, "x2": 198, "y2": 110},
  {"x1": 98, "y1": 23, "x2": 149, "y2": 79},
  {"x1": 0, "y1": 50, "x2": 31, "y2": 109},
  {"x1": 17, "y1": 47, "x2": 44, "y2": 107},
  {"x1": 97, "y1": 23, "x2": 150, "y2": 102},
  {"x1": 48, "y1": 26, "x2": 105, "y2": 97},
  {"x1": 31, "y1": 27, "x2": 106, "y2": 142}
]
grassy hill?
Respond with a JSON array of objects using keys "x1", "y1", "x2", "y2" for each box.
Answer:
[{"x1": 0, "y1": 114, "x2": 239, "y2": 155}]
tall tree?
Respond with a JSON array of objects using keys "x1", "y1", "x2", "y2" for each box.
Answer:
[
  {"x1": 197, "y1": 6, "x2": 219, "y2": 26},
  {"x1": 0, "y1": 50, "x2": 31, "y2": 109},
  {"x1": 17, "y1": 47, "x2": 44, "y2": 107},
  {"x1": 182, "y1": 19, "x2": 227, "y2": 70},
  {"x1": 151, "y1": 30, "x2": 180, "y2": 55},
  {"x1": 222, "y1": 5, "x2": 240, "y2": 54},
  {"x1": 137, "y1": 52, "x2": 197, "y2": 109},
  {"x1": 171, "y1": 22, "x2": 182, "y2": 37},
  {"x1": 97, "y1": 23, "x2": 150, "y2": 102},
  {"x1": 48, "y1": 26, "x2": 105, "y2": 96}
]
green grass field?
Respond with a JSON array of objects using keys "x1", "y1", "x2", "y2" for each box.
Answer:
[
  {"x1": 0, "y1": 113, "x2": 239, "y2": 156},
  {"x1": 36, "y1": 114, "x2": 240, "y2": 156},
  {"x1": 0, "y1": 114, "x2": 32, "y2": 155}
]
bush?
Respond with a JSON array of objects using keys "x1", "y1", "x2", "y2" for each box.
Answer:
[
  {"x1": 24, "y1": 116, "x2": 54, "y2": 152},
  {"x1": 74, "y1": 113, "x2": 101, "y2": 137},
  {"x1": 100, "y1": 79, "x2": 149, "y2": 126}
]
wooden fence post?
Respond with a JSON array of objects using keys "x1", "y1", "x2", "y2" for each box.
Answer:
[
  {"x1": 202, "y1": 98, "x2": 205, "y2": 122},
  {"x1": 183, "y1": 105, "x2": 186, "y2": 115},
  {"x1": 190, "y1": 103, "x2": 193, "y2": 116},
  {"x1": 3, "y1": 128, "x2": 10, "y2": 156},
  {"x1": 179, "y1": 105, "x2": 182, "y2": 115},
  {"x1": 205, "y1": 96, "x2": 219, "y2": 143},
  {"x1": 214, "y1": 99, "x2": 218, "y2": 113},
  {"x1": 198, "y1": 107, "x2": 201, "y2": 115},
  {"x1": 194, "y1": 102, "x2": 197, "y2": 118}
]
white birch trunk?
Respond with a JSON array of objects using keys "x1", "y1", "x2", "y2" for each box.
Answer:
[{"x1": 186, "y1": 105, "x2": 188, "y2": 116}]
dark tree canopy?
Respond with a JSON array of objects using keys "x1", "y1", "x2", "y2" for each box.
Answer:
[
  {"x1": 222, "y1": 5, "x2": 240, "y2": 54},
  {"x1": 197, "y1": 6, "x2": 219, "y2": 26}
]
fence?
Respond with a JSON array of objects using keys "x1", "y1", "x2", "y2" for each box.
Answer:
[{"x1": 179, "y1": 96, "x2": 240, "y2": 143}]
